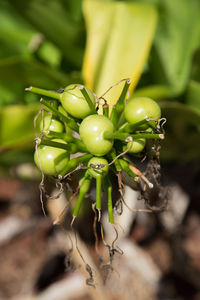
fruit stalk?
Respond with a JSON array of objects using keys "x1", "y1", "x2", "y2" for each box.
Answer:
[
  {"x1": 79, "y1": 86, "x2": 96, "y2": 114},
  {"x1": 96, "y1": 176, "x2": 102, "y2": 212},
  {"x1": 103, "y1": 177, "x2": 113, "y2": 224},
  {"x1": 40, "y1": 139, "x2": 77, "y2": 153},
  {"x1": 60, "y1": 153, "x2": 92, "y2": 177},
  {"x1": 103, "y1": 131, "x2": 164, "y2": 141},
  {"x1": 73, "y1": 174, "x2": 92, "y2": 217},
  {"x1": 42, "y1": 131, "x2": 88, "y2": 152},
  {"x1": 110, "y1": 79, "x2": 131, "y2": 127},
  {"x1": 119, "y1": 119, "x2": 157, "y2": 132},
  {"x1": 103, "y1": 103, "x2": 109, "y2": 117},
  {"x1": 25, "y1": 86, "x2": 61, "y2": 100}
]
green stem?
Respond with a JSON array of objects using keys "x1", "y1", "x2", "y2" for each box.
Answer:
[
  {"x1": 110, "y1": 79, "x2": 131, "y2": 127},
  {"x1": 118, "y1": 158, "x2": 136, "y2": 179},
  {"x1": 42, "y1": 131, "x2": 65, "y2": 140},
  {"x1": 104, "y1": 131, "x2": 164, "y2": 141},
  {"x1": 40, "y1": 98, "x2": 79, "y2": 132},
  {"x1": 25, "y1": 86, "x2": 61, "y2": 100},
  {"x1": 103, "y1": 103, "x2": 109, "y2": 118},
  {"x1": 96, "y1": 176, "x2": 102, "y2": 211},
  {"x1": 103, "y1": 177, "x2": 113, "y2": 224},
  {"x1": 50, "y1": 132, "x2": 73, "y2": 142},
  {"x1": 58, "y1": 105, "x2": 71, "y2": 132},
  {"x1": 42, "y1": 132, "x2": 88, "y2": 152},
  {"x1": 108, "y1": 149, "x2": 121, "y2": 172},
  {"x1": 79, "y1": 86, "x2": 96, "y2": 114},
  {"x1": 58, "y1": 105, "x2": 68, "y2": 115},
  {"x1": 51, "y1": 100, "x2": 59, "y2": 110},
  {"x1": 70, "y1": 138, "x2": 88, "y2": 153},
  {"x1": 119, "y1": 119, "x2": 157, "y2": 132},
  {"x1": 40, "y1": 139, "x2": 77, "y2": 153},
  {"x1": 60, "y1": 153, "x2": 92, "y2": 177},
  {"x1": 73, "y1": 174, "x2": 92, "y2": 217}
]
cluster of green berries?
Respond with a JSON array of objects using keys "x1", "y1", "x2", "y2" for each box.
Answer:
[{"x1": 26, "y1": 80, "x2": 163, "y2": 223}]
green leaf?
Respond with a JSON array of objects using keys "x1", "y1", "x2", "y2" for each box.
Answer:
[
  {"x1": 0, "y1": 2, "x2": 35, "y2": 59},
  {"x1": 160, "y1": 101, "x2": 200, "y2": 161},
  {"x1": 82, "y1": 0, "x2": 158, "y2": 107},
  {"x1": 185, "y1": 80, "x2": 200, "y2": 112},
  {"x1": 0, "y1": 103, "x2": 40, "y2": 150},
  {"x1": 7, "y1": 0, "x2": 84, "y2": 67},
  {"x1": 0, "y1": 57, "x2": 69, "y2": 90},
  {"x1": 37, "y1": 41, "x2": 62, "y2": 68},
  {"x1": 150, "y1": 0, "x2": 200, "y2": 95},
  {"x1": 0, "y1": 82, "x2": 24, "y2": 106},
  {"x1": 191, "y1": 47, "x2": 200, "y2": 82},
  {"x1": 133, "y1": 84, "x2": 175, "y2": 100}
]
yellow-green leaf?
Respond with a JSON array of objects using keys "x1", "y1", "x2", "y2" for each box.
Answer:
[{"x1": 82, "y1": 0, "x2": 158, "y2": 107}]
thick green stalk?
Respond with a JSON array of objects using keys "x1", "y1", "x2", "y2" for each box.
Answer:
[
  {"x1": 69, "y1": 138, "x2": 88, "y2": 153},
  {"x1": 96, "y1": 176, "x2": 102, "y2": 211},
  {"x1": 49, "y1": 132, "x2": 73, "y2": 142},
  {"x1": 79, "y1": 86, "x2": 96, "y2": 114},
  {"x1": 60, "y1": 153, "x2": 92, "y2": 177},
  {"x1": 73, "y1": 174, "x2": 92, "y2": 217},
  {"x1": 119, "y1": 119, "x2": 157, "y2": 132},
  {"x1": 25, "y1": 86, "x2": 61, "y2": 100},
  {"x1": 110, "y1": 79, "x2": 131, "y2": 127},
  {"x1": 108, "y1": 149, "x2": 121, "y2": 172},
  {"x1": 42, "y1": 131, "x2": 87, "y2": 152},
  {"x1": 104, "y1": 131, "x2": 164, "y2": 141},
  {"x1": 41, "y1": 131, "x2": 66, "y2": 140},
  {"x1": 103, "y1": 103, "x2": 109, "y2": 118},
  {"x1": 103, "y1": 177, "x2": 113, "y2": 224},
  {"x1": 40, "y1": 139, "x2": 77, "y2": 153}
]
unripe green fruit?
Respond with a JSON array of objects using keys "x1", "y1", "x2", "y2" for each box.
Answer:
[
  {"x1": 79, "y1": 115, "x2": 114, "y2": 156},
  {"x1": 124, "y1": 138, "x2": 146, "y2": 153},
  {"x1": 124, "y1": 97, "x2": 161, "y2": 126},
  {"x1": 40, "y1": 115, "x2": 64, "y2": 133},
  {"x1": 60, "y1": 84, "x2": 96, "y2": 119},
  {"x1": 34, "y1": 139, "x2": 69, "y2": 175},
  {"x1": 88, "y1": 157, "x2": 109, "y2": 178}
]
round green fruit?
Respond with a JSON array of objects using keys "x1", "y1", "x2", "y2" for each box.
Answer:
[
  {"x1": 88, "y1": 157, "x2": 109, "y2": 178},
  {"x1": 34, "y1": 139, "x2": 69, "y2": 175},
  {"x1": 40, "y1": 115, "x2": 64, "y2": 133},
  {"x1": 79, "y1": 115, "x2": 114, "y2": 156},
  {"x1": 124, "y1": 97, "x2": 161, "y2": 126},
  {"x1": 60, "y1": 84, "x2": 96, "y2": 119},
  {"x1": 124, "y1": 138, "x2": 146, "y2": 154}
]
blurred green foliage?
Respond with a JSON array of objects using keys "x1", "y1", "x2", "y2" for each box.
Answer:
[{"x1": 0, "y1": 0, "x2": 200, "y2": 168}]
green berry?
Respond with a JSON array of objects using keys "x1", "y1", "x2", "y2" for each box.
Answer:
[
  {"x1": 34, "y1": 139, "x2": 69, "y2": 175},
  {"x1": 124, "y1": 97, "x2": 161, "y2": 126},
  {"x1": 88, "y1": 157, "x2": 109, "y2": 178},
  {"x1": 61, "y1": 84, "x2": 96, "y2": 119},
  {"x1": 79, "y1": 115, "x2": 114, "y2": 156},
  {"x1": 124, "y1": 138, "x2": 146, "y2": 153},
  {"x1": 40, "y1": 115, "x2": 64, "y2": 133}
]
